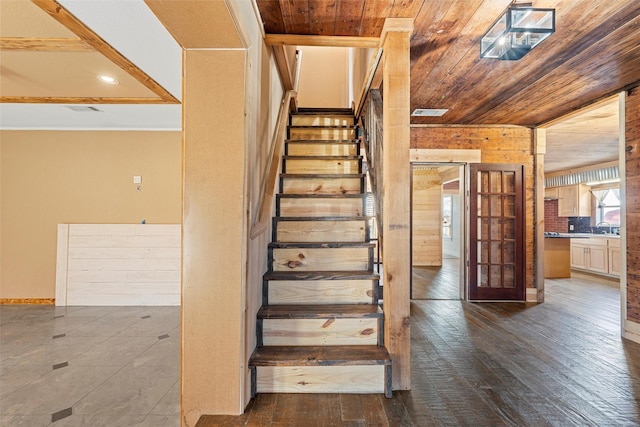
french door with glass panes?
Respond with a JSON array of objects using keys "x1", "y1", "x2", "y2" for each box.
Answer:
[{"x1": 469, "y1": 164, "x2": 525, "y2": 301}]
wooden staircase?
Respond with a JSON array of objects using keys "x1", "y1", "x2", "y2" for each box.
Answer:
[{"x1": 249, "y1": 108, "x2": 391, "y2": 397}]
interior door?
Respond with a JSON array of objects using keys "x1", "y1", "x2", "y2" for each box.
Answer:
[{"x1": 469, "y1": 164, "x2": 525, "y2": 301}]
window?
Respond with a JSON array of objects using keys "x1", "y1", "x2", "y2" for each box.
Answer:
[{"x1": 594, "y1": 188, "x2": 620, "y2": 225}]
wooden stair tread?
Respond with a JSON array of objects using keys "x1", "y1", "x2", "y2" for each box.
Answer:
[
  {"x1": 295, "y1": 108, "x2": 353, "y2": 114},
  {"x1": 288, "y1": 125, "x2": 356, "y2": 129},
  {"x1": 269, "y1": 242, "x2": 375, "y2": 249},
  {"x1": 283, "y1": 155, "x2": 361, "y2": 160},
  {"x1": 264, "y1": 270, "x2": 380, "y2": 281},
  {"x1": 281, "y1": 173, "x2": 365, "y2": 178},
  {"x1": 249, "y1": 345, "x2": 390, "y2": 366},
  {"x1": 258, "y1": 304, "x2": 382, "y2": 319},
  {"x1": 274, "y1": 216, "x2": 371, "y2": 221},
  {"x1": 286, "y1": 139, "x2": 358, "y2": 144},
  {"x1": 277, "y1": 193, "x2": 366, "y2": 199}
]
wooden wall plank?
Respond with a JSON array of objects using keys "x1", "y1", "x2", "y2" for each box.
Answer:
[
  {"x1": 412, "y1": 168, "x2": 442, "y2": 266},
  {"x1": 58, "y1": 224, "x2": 181, "y2": 306}
]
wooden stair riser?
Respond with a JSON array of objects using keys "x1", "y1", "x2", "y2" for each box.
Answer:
[
  {"x1": 265, "y1": 279, "x2": 379, "y2": 305},
  {"x1": 277, "y1": 196, "x2": 365, "y2": 217},
  {"x1": 283, "y1": 158, "x2": 362, "y2": 174},
  {"x1": 255, "y1": 365, "x2": 386, "y2": 394},
  {"x1": 274, "y1": 219, "x2": 369, "y2": 243},
  {"x1": 280, "y1": 176, "x2": 364, "y2": 195},
  {"x1": 260, "y1": 318, "x2": 381, "y2": 346},
  {"x1": 290, "y1": 115, "x2": 354, "y2": 126},
  {"x1": 270, "y1": 247, "x2": 373, "y2": 272},
  {"x1": 289, "y1": 128, "x2": 356, "y2": 140},
  {"x1": 286, "y1": 142, "x2": 359, "y2": 156}
]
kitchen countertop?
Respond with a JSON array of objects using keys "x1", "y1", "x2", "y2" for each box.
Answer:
[{"x1": 544, "y1": 232, "x2": 620, "y2": 239}]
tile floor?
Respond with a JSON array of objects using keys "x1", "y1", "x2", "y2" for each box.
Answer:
[{"x1": 0, "y1": 305, "x2": 180, "y2": 426}]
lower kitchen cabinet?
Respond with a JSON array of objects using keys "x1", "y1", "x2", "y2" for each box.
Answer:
[
  {"x1": 570, "y1": 237, "x2": 619, "y2": 277},
  {"x1": 608, "y1": 238, "x2": 622, "y2": 277}
]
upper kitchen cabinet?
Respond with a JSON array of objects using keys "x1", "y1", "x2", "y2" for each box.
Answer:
[{"x1": 558, "y1": 184, "x2": 591, "y2": 217}]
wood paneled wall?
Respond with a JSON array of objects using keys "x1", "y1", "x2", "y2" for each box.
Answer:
[
  {"x1": 626, "y1": 88, "x2": 640, "y2": 324},
  {"x1": 412, "y1": 168, "x2": 442, "y2": 266},
  {"x1": 410, "y1": 126, "x2": 535, "y2": 290}
]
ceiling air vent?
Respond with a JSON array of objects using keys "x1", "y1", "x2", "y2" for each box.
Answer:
[
  {"x1": 411, "y1": 108, "x2": 449, "y2": 117},
  {"x1": 65, "y1": 106, "x2": 103, "y2": 112}
]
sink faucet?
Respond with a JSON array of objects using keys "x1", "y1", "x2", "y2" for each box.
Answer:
[{"x1": 596, "y1": 222, "x2": 612, "y2": 234}]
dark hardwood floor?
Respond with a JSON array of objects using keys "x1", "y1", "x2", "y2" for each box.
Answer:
[
  {"x1": 411, "y1": 257, "x2": 460, "y2": 300},
  {"x1": 197, "y1": 274, "x2": 640, "y2": 426}
]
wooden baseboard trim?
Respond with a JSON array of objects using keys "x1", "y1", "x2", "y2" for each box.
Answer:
[{"x1": 0, "y1": 298, "x2": 55, "y2": 305}]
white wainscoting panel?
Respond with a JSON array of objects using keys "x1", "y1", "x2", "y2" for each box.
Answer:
[{"x1": 56, "y1": 224, "x2": 181, "y2": 306}]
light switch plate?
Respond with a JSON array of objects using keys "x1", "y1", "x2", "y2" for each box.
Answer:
[{"x1": 133, "y1": 176, "x2": 142, "y2": 184}]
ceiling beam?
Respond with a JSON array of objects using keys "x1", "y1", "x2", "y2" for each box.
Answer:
[
  {"x1": 32, "y1": 0, "x2": 179, "y2": 104},
  {"x1": 0, "y1": 37, "x2": 94, "y2": 52},
  {"x1": 264, "y1": 34, "x2": 380, "y2": 48},
  {"x1": 0, "y1": 96, "x2": 170, "y2": 104}
]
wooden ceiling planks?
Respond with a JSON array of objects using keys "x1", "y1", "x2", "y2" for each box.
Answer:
[
  {"x1": 359, "y1": 0, "x2": 394, "y2": 37},
  {"x1": 335, "y1": 0, "x2": 367, "y2": 36},
  {"x1": 256, "y1": 0, "x2": 640, "y2": 126},
  {"x1": 308, "y1": 0, "x2": 337, "y2": 35},
  {"x1": 280, "y1": 0, "x2": 311, "y2": 34}
]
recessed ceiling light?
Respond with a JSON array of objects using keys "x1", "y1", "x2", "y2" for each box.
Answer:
[
  {"x1": 98, "y1": 75, "x2": 119, "y2": 85},
  {"x1": 411, "y1": 108, "x2": 449, "y2": 117}
]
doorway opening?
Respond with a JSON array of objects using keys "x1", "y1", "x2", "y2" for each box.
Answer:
[{"x1": 411, "y1": 163, "x2": 466, "y2": 300}]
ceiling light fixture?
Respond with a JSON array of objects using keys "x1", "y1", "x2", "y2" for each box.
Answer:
[
  {"x1": 480, "y1": 2, "x2": 555, "y2": 60},
  {"x1": 98, "y1": 75, "x2": 119, "y2": 85}
]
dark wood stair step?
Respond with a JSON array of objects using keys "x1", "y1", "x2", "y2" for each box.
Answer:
[
  {"x1": 264, "y1": 270, "x2": 380, "y2": 281},
  {"x1": 249, "y1": 345, "x2": 390, "y2": 367},
  {"x1": 269, "y1": 242, "x2": 375, "y2": 249},
  {"x1": 258, "y1": 304, "x2": 383, "y2": 319}
]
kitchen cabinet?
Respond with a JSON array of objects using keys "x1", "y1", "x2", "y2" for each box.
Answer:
[
  {"x1": 544, "y1": 187, "x2": 559, "y2": 199},
  {"x1": 558, "y1": 184, "x2": 591, "y2": 217},
  {"x1": 608, "y1": 238, "x2": 621, "y2": 277},
  {"x1": 570, "y1": 237, "x2": 619, "y2": 277}
]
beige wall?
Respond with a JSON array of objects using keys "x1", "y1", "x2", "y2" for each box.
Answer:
[
  {"x1": 352, "y1": 47, "x2": 376, "y2": 111},
  {"x1": 0, "y1": 130, "x2": 181, "y2": 299},
  {"x1": 297, "y1": 46, "x2": 349, "y2": 108}
]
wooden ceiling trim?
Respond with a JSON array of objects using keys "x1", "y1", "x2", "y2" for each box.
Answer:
[
  {"x1": 446, "y1": 0, "x2": 640, "y2": 125},
  {"x1": 335, "y1": 0, "x2": 366, "y2": 36},
  {"x1": 475, "y1": 14, "x2": 640, "y2": 126},
  {"x1": 308, "y1": 0, "x2": 338, "y2": 35},
  {"x1": 264, "y1": 34, "x2": 379, "y2": 48},
  {"x1": 0, "y1": 96, "x2": 167, "y2": 104},
  {"x1": 0, "y1": 37, "x2": 93, "y2": 51},
  {"x1": 33, "y1": 0, "x2": 178, "y2": 104}
]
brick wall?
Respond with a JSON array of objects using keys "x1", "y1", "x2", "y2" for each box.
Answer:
[
  {"x1": 544, "y1": 200, "x2": 568, "y2": 233},
  {"x1": 626, "y1": 88, "x2": 640, "y2": 323}
]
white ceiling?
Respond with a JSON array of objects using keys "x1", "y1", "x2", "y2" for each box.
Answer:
[{"x1": 0, "y1": 0, "x2": 182, "y2": 131}]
